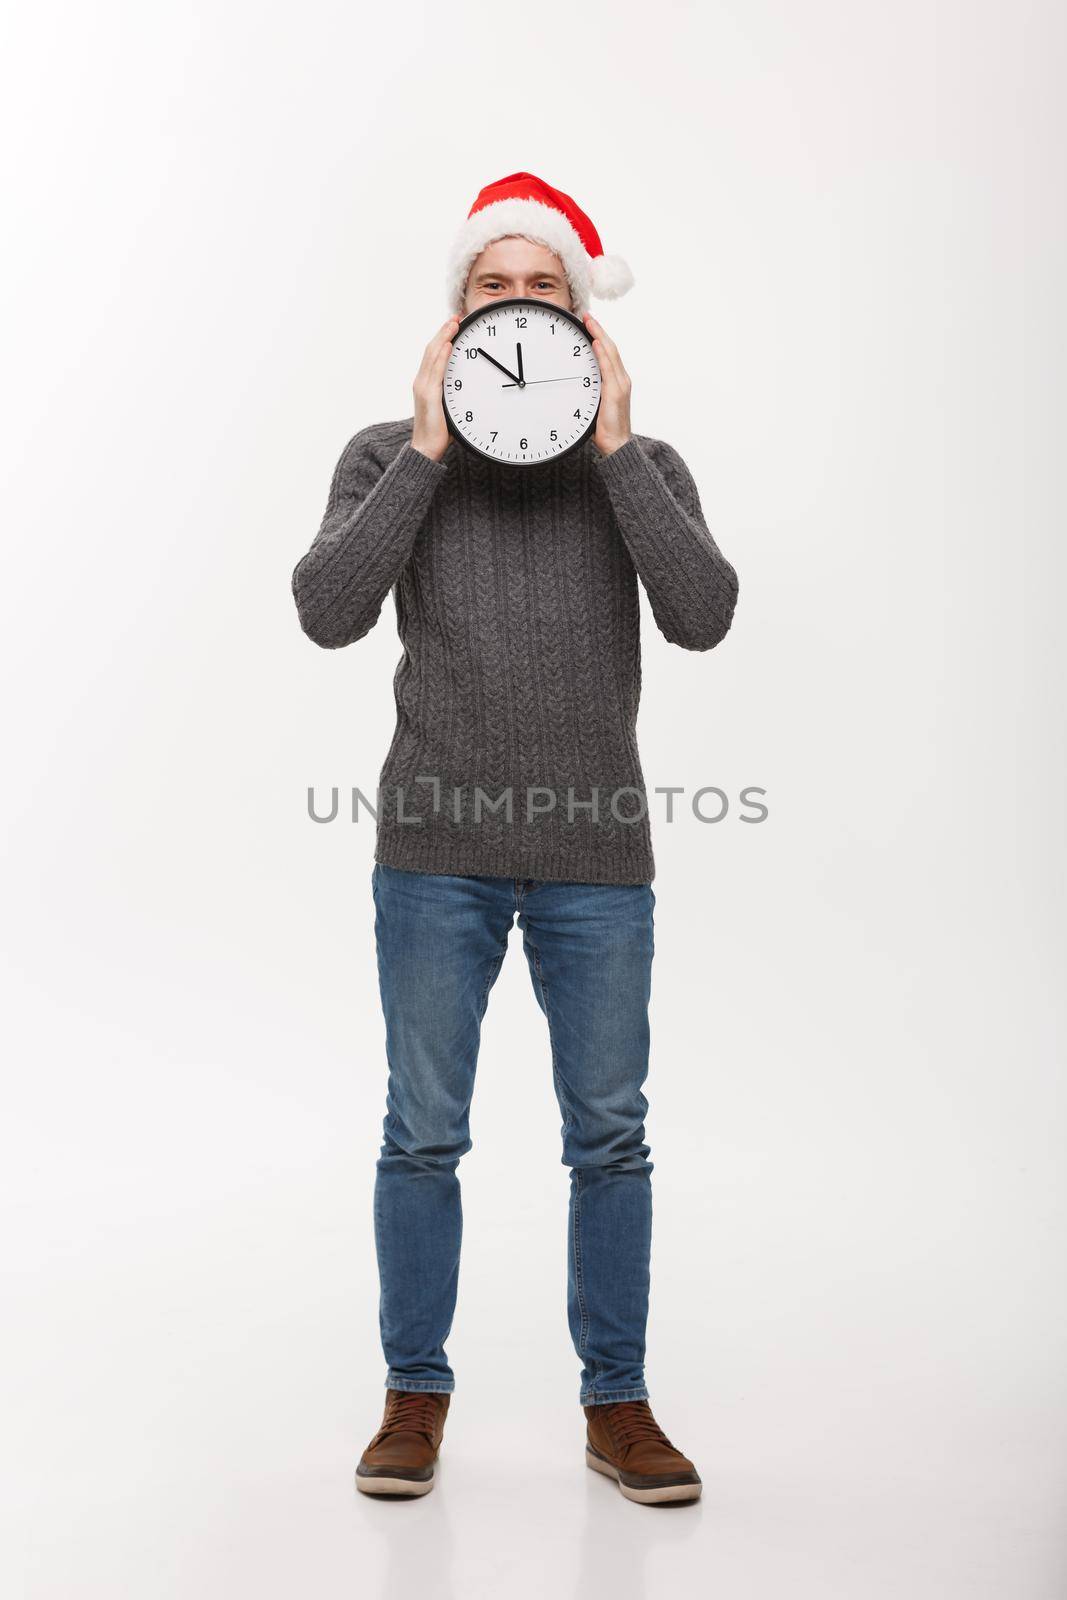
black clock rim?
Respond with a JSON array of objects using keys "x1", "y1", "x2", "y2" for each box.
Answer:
[{"x1": 443, "y1": 297, "x2": 601, "y2": 469}]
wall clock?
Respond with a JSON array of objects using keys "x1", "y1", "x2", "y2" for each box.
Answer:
[{"x1": 443, "y1": 297, "x2": 601, "y2": 466}]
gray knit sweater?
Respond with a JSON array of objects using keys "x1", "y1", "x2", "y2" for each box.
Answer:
[{"x1": 291, "y1": 418, "x2": 738, "y2": 884}]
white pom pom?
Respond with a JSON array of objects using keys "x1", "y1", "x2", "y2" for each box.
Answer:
[{"x1": 589, "y1": 253, "x2": 635, "y2": 299}]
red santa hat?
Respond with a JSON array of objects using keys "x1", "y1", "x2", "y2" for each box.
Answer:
[{"x1": 446, "y1": 171, "x2": 634, "y2": 316}]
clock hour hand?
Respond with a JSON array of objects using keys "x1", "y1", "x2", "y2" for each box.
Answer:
[{"x1": 475, "y1": 346, "x2": 522, "y2": 385}]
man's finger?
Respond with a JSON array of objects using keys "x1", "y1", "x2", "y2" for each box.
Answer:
[
  {"x1": 592, "y1": 335, "x2": 622, "y2": 389},
  {"x1": 418, "y1": 317, "x2": 460, "y2": 378},
  {"x1": 428, "y1": 332, "x2": 455, "y2": 385},
  {"x1": 585, "y1": 313, "x2": 624, "y2": 383},
  {"x1": 585, "y1": 312, "x2": 618, "y2": 357},
  {"x1": 432, "y1": 317, "x2": 459, "y2": 362}
]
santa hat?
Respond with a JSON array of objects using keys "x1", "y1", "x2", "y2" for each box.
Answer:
[{"x1": 446, "y1": 171, "x2": 634, "y2": 316}]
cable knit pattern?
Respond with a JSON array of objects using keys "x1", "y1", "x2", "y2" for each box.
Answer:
[{"x1": 291, "y1": 419, "x2": 738, "y2": 884}]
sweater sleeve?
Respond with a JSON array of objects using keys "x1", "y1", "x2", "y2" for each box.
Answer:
[
  {"x1": 291, "y1": 426, "x2": 448, "y2": 649},
  {"x1": 593, "y1": 435, "x2": 739, "y2": 651}
]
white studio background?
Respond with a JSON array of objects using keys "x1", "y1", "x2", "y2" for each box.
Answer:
[{"x1": 2, "y1": 3, "x2": 1064, "y2": 1597}]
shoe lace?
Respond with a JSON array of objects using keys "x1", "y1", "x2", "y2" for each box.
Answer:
[
  {"x1": 602, "y1": 1401, "x2": 674, "y2": 1456},
  {"x1": 378, "y1": 1391, "x2": 443, "y2": 1443}
]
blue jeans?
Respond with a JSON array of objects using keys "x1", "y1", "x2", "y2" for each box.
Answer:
[{"x1": 371, "y1": 863, "x2": 656, "y2": 1405}]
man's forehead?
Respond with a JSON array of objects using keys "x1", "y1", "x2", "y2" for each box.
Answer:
[{"x1": 471, "y1": 240, "x2": 564, "y2": 274}]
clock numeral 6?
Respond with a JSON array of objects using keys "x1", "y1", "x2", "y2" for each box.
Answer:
[{"x1": 519, "y1": 437, "x2": 528, "y2": 450}]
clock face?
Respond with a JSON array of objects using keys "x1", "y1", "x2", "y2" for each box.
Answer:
[{"x1": 443, "y1": 298, "x2": 601, "y2": 466}]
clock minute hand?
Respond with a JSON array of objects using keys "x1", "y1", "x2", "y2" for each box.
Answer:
[
  {"x1": 501, "y1": 376, "x2": 583, "y2": 387},
  {"x1": 516, "y1": 342, "x2": 525, "y2": 385},
  {"x1": 475, "y1": 346, "x2": 522, "y2": 385}
]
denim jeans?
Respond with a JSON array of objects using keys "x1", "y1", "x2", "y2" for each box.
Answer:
[{"x1": 371, "y1": 863, "x2": 656, "y2": 1405}]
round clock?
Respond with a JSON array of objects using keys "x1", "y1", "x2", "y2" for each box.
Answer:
[{"x1": 443, "y1": 297, "x2": 601, "y2": 466}]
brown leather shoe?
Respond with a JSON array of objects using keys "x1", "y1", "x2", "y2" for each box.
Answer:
[
  {"x1": 584, "y1": 1399, "x2": 702, "y2": 1504},
  {"x1": 356, "y1": 1389, "x2": 451, "y2": 1497}
]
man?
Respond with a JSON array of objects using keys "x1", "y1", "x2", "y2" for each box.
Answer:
[{"x1": 291, "y1": 173, "x2": 739, "y2": 1505}]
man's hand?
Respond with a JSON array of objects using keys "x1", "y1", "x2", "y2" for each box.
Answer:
[
  {"x1": 584, "y1": 313, "x2": 633, "y2": 456},
  {"x1": 411, "y1": 316, "x2": 460, "y2": 462}
]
